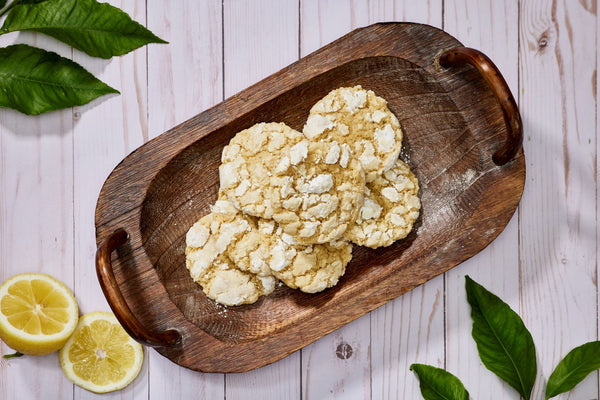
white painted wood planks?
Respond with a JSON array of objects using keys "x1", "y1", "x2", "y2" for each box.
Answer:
[{"x1": 0, "y1": 1, "x2": 598, "y2": 399}]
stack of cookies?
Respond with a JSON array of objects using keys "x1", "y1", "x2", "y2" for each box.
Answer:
[{"x1": 185, "y1": 86, "x2": 421, "y2": 306}]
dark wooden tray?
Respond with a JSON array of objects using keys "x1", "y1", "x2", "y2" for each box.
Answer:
[{"x1": 95, "y1": 22, "x2": 525, "y2": 373}]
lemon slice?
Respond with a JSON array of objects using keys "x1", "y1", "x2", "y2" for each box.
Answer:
[
  {"x1": 0, "y1": 273, "x2": 78, "y2": 356},
  {"x1": 59, "y1": 311, "x2": 144, "y2": 393}
]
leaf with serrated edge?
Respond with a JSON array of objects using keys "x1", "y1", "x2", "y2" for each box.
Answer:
[
  {"x1": 0, "y1": 44, "x2": 118, "y2": 115},
  {"x1": 410, "y1": 364, "x2": 469, "y2": 400},
  {"x1": 465, "y1": 275, "x2": 537, "y2": 400},
  {"x1": 545, "y1": 341, "x2": 600, "y2": 399},
  {"x1": 1, "y1": 0, "x2": 167, "y2": 59}
]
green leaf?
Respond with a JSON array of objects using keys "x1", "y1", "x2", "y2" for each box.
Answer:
[
  {"x1": 410, "y1": 364, "x2": 470, "y2": 400},
  {"x1": 0, "y1": 0, "x2": 8, "y2": 11},
  {"x1": 545, "y1": 341, "x2": 600, "y2": 399},
  {"x1": 1, "y1": 0, "x2": 167, "y2": 59},
  {"x1": 465, "y1": 275, "x2": 537, "y2": 400},
  {"x1": 0, "y1": 44, "x2": 118, "y2": 115}
]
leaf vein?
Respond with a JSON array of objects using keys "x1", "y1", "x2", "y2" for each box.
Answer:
[
  {"x1": 475, "y1": 295, "x2": 529, "y2": 398},
  {"x1": 9, "y1": 25, "x2": 154, "y2": 40},
  {"x1": 0, "y1": 71, "x2": 110, "y2": 92}
]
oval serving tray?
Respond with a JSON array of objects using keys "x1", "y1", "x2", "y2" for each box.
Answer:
[{"x1": 95, "y1": 22, "x2": 525, "y2": 373}]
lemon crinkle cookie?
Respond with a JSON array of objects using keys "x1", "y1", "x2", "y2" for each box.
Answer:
[
  {"x1": 303, "y1": 85, "x2": 403, "y2": 183},
  {"x1": 219, "y1": 122, "x2": 305, "y2": 218},
  {"x1": 344, "y1": 159, "x2": 420, "y2": 248},
  {"x1": 185, "y1": 199, "x2": 276, "y2": 306},
  {"x1": 220, "y1": 122, "x2": 365, "y2": 244},
  {"x1": 271, "y1": 140, "x2": 365, "y2": 244},
  {"x1": 185, "y1": 86, "x2": 421, "y2": 303},
  {"x1": 228, "y1": 218, "x2": 352, "y2": 293}
]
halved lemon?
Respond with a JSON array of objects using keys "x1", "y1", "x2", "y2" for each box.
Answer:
[
  {"x1": 0, "y1": 273, "x2": 79, "y2": 355},
  {"x1": 59, "y1": 311, "x2": 144, "y2": 393}
]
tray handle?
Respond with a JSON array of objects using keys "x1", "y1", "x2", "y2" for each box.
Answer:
[
  {"x1": 438, "y1": 47, "x2": 522, "y2": 165},
  {"x1": 96, "y1": 228, "x2": 181, "y2": 348}
]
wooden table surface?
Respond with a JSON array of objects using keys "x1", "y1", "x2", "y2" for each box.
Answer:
[{"x1": 0, "y1": 0, "x2": 597, "y2": 399}]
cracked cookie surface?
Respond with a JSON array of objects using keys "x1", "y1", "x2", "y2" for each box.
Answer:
[
  {"x1": 185, "y1": 199, "x2": 276, "y2": 306},
  {"x1": 270, "y1": 140, "x2": 365, "y2": 244},
  {"x1": 220, "y1": 122, "x2": 365, "y2": 244},
  {"x1": 344, "y1": 159, "x2": 420, "y2": 248},
  {"x1": 228, "y1": 218, "x2": 352, "y2": 293},
  {"x1": 303, "y1": 85, "x2": 403, "y2": 183},
  {"x1": 219, "y1": 122, "x2": 306, "y2": 219}
]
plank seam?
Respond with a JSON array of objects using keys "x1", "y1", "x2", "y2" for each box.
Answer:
[
  {"x1": 70, "y1": 43, "x2": 76, "y2": 400},
  {"x1": 221, "y1": 0, "x2": 226, "y2": 102},
  {"x1": 144, "y1": 1, "x2": 151, "y2": 399},
  {"x1": 596, "y1": 0, "x2": 600, "y2": 395}
]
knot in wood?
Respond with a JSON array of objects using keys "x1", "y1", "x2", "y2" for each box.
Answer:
[
  {"x1": 537, "y1": 34, "x2": 549, "y2": 51},
  {"x1": 335, "y1": 342, "x2": 353, "y2": 360}
]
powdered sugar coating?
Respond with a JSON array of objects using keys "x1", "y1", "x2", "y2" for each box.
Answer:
[
  {"x1": 219, "y1": 122, "x2": 307, "y2": 218},
  {"x1": 227, "y1": 219, "x2": 352, "y2": 293},
  {"x1": 344, "y1": 159, "x2": 420, "y2": 248},
  {"x1": 270, "y1": 140, "x2": 365, "y2": 244},
  {"x1": 303, "y1": 85, "x2": 403, "y2": 183},
  {"x1": 185, "y1": 201, "x2": 276, "y2": 306},
  {"x1": 220, "y1": 122, "x2": 365, "y2": 244}
]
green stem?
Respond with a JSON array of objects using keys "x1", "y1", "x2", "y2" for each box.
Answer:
[
  {"x1": 0, "y1": 0, "x2": 20, "y2": 19},
  {"x1": 3, "y1": 351, "x2": 24, "y2": 359}
]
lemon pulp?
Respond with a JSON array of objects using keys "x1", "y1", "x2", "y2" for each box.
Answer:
[
  {"x1": 0, "y1": 273, "x2": 78, "y2": 355},
  {"x1": 60, "y1": 311, "x2": 143, "y2": 393}
]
